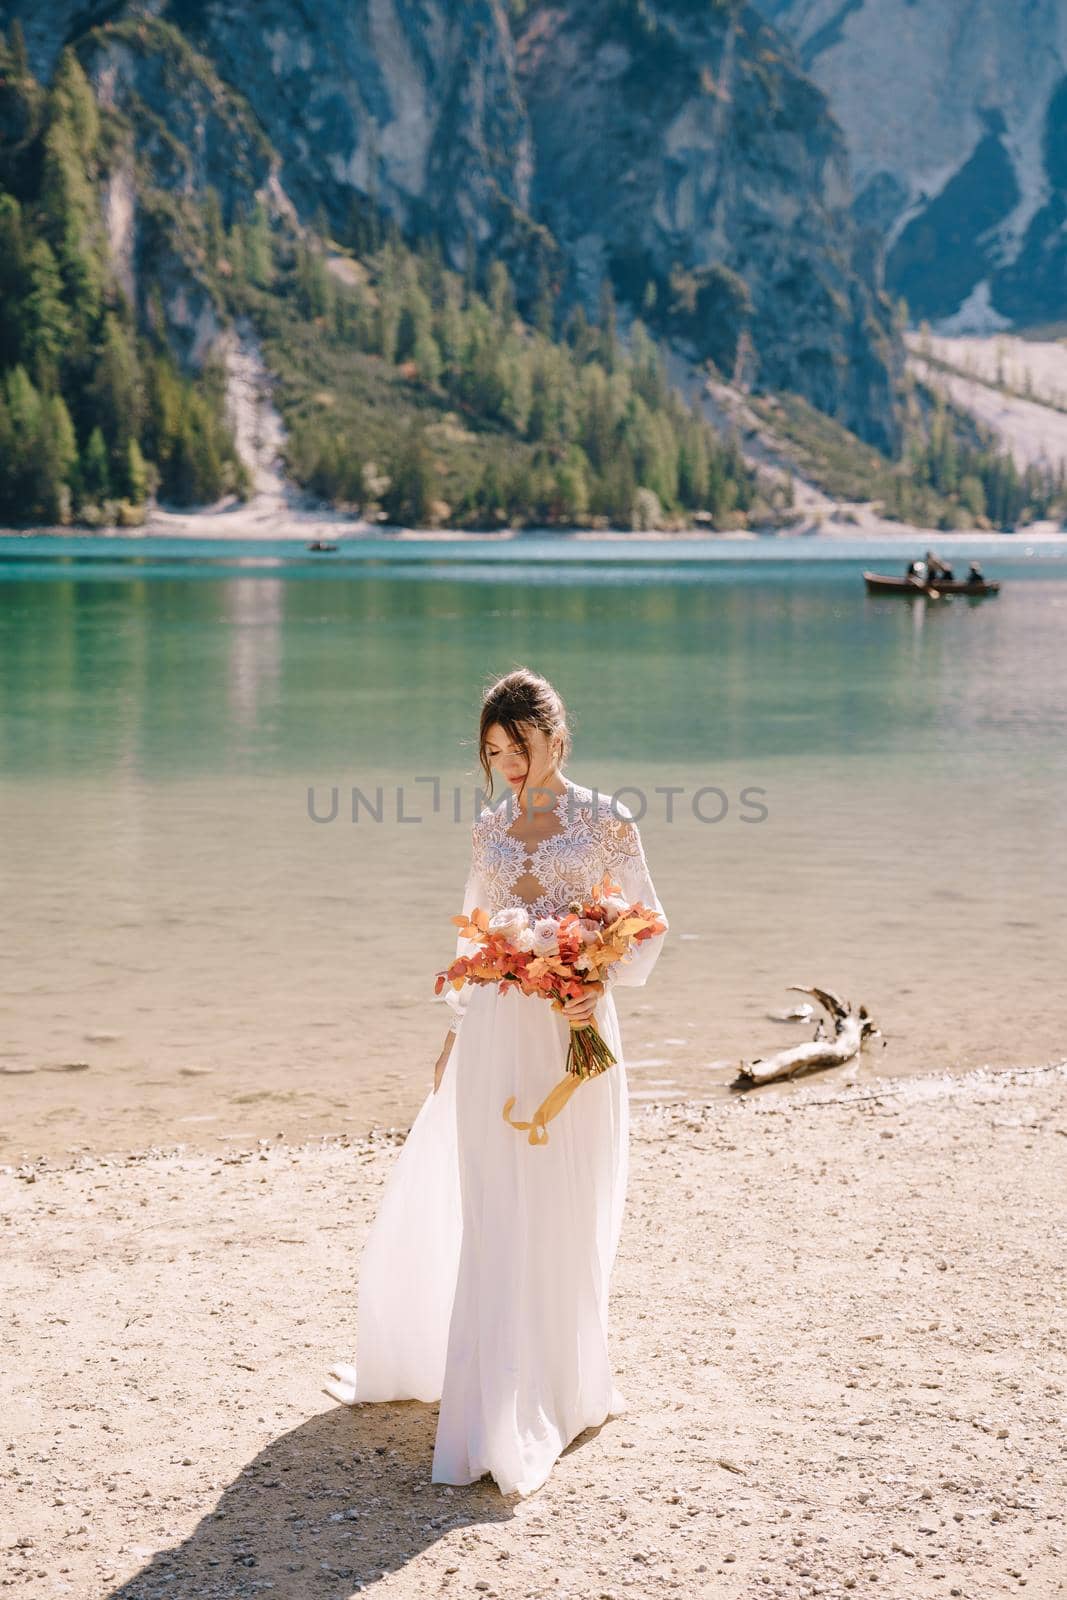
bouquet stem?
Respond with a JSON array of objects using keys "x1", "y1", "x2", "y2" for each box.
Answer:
[{"x1": 565, "y1": 1021, "x2": 617, "y2": 1080}]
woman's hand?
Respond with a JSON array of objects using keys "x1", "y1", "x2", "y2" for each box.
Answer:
[{"x1": 559, "y1": 987, "x2": 601, "y2": 1028}]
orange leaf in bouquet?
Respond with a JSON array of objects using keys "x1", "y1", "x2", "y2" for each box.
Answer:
[{"x1": 433, "y1": 872, "x2": 666, "y2": 1147}]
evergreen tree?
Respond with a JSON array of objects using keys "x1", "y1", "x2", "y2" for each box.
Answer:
[
  {"x1": 555, "y1": 445, "x2": 590, "y2": 525},
  {"x1": 0, "y1": 196, "x2": 27, "y2": 368},
  {"x1": 533, "y1": 257, "x2": 556, "y2": 339},
  {"x1": 39, "y1": 53, "x2": 104, "y2": 344},
  {"x1": 243, "y1": 200, "x2": 274, "y2": 289},
  {"x1": 8, "y1": 19, "x2": 29, "y2": 81},
  {"x1": 382, "y1": 423, "x2": 435, "y2": 526},
  {"x1": 125, "y1": 436, "x2": 149, "y2": 503},
  {"x1": 598, "y1": 276, "x2": 618, "y2": 372},
  {"x1": 50, "y1": 47, "x2": 98, "y2": 153},
  {"x1": 23, "y1": 236, "x2": 70, "y2": 371},
  {"x1": 82, "y1": 423, "x2": 110, "y2": 501},
  {"x1": 90, "y1": 312, "x2": 144, "y2": 468},
  {"x1": 487, "y1": 260, "x2": 515, "y2": 329}
]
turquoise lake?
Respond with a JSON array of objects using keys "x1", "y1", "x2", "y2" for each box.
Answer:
[{"x1": 2, "y1": 533, "x2": 1065, "y2": 1159}]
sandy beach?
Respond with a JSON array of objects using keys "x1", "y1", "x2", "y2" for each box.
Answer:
[
  {"x1": 6, "y1": 505, "x2": 1067, "y2": 546},
  {"x1": 3, "y1": 1057, "x2": 1064, "y2": 1600},
  {"x1": 5, "y1": 492, "x2": 1066, "y2": 545},
  {"x1": 6, "y1": 501, "x2": 1066, "y2": 542}
]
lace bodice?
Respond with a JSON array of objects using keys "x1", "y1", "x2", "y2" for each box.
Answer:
[
  {"x1": 473, "y1": 778, "x2": 645, "y2": 921},
  {"x1": 436, "y1": 776, "x2": 669, "y2": 1032}
]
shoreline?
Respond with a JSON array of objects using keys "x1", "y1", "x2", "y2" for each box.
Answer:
[
  {"x1": 3, "y1": 501, "x2": 1067, "y2": 546},
  {"x1": 3, "y1": 1053, "x2": 1062, "y2": 1174},
  {"x1": 3, "y1": 525, "x2": 1067, "y2": 549},
  {"x1": 3, "y1": 1055, "x2": 1063, "y2": 1599}
]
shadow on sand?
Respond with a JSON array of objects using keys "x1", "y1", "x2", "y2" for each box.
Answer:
[{"x1": 105, "y1": 1398, "x2": 606, "y2": 1598}]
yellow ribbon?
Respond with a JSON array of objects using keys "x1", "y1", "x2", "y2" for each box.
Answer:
[{"x1": 501, "y1": 1073, "x2": 584, "y2": 1146}]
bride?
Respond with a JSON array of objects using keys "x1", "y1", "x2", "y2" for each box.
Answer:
[{"x1": 324, "y1": 667, "x2": 669, "y2": 1496}]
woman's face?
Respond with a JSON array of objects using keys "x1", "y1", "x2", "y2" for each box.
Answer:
[{"x1": 483, "y1": 722, "x2": 559, "y2": 795}]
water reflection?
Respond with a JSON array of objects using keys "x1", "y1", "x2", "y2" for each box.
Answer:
[{"x1": 2, "y1": 557, "x2": 1064, "y2": 1158}]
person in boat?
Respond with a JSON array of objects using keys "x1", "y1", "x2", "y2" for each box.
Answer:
[
  {"x1": 925, "y1": 549, "x2": 955, "y2": 582},
  {"x1": 906, "y1": 557, "x2": 928, "y2": 582},
  {"x1": 966, "y1": 561, "x2": 984, "y2": 585}
]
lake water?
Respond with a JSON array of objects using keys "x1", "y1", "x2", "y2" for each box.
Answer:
[{"x1": 2, "y1": 533, "x2": 1065, "y2": 1160}]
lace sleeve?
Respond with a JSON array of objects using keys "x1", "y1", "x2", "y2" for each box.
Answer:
[
  {"x1": 434, "y1": 823, "x2": 489, "y2": 1036},
  {"x1": 600, "y1": 807, "x2": 669, "y2": 990}
]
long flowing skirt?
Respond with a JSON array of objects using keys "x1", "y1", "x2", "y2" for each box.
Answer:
[{"x1": 341, "y1": 984, "x2": 629, "y2": 1497}]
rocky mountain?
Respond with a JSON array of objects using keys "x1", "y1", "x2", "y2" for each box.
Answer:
[
  {"x1": 0, "y1": 0, "x2": 902, "y2": 449},
  {"x1": 166, "y1": 0, "x2": 555, "y2": 298},
  {"x1": 514, "y1": 0, "x2": 900, "y2": 451},
  {"x1": 758, "y1": 0, "x2": 1067, "y2": 330}
]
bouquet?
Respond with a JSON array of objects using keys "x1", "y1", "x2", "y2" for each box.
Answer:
[{"x1": 434, "y1": 873, "x2": 666, "y2": 1145}]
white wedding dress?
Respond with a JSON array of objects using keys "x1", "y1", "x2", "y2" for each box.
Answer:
[{"x1": 325, "y1": 776, "x2": 668, "y2": 1496}]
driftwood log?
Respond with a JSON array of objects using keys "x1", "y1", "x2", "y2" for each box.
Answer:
[{"x1": 734, "y1": 985, "x2": 881, "y2": 1087}]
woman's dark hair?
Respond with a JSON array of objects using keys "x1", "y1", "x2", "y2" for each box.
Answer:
[{"x1": 476, "y1": 668, "x2": 572, "y2": 806}]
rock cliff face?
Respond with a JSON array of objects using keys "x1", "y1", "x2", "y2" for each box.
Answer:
[
  {"x1": 760, "y1": 0, "x2": 1067, "y2": 329},
  {"x1": 167, "y1": 0, "x2": 541, "y2": 270},
  {"x1": 514, "y1": 0, "x2": 900, "y2": 451},
  {"x1": 2, "y1": 0, "x2": 559, "y2": 299},
  {"x1": 0, "y1": 0, "x2": 903, "y2": 445},
  {"x1": 83, "y1": 19, "x2": 281, "y2": 370}
]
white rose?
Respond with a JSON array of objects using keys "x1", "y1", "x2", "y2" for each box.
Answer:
[
  {"x1": 531, "y1": 918, "x2": 561, "y2": 956},
  {"x1": 514, "y1": 928, "x2": 536, "y2": 953},
  {"x1": 488, "y1": 906, "x2": 529, "y2": 943},
  {"x1": 578, "y1": 920, "x2": 601, "y2": 945},
  {"x1": 600, "y1": 895, "x2": 629, "y2": 925}
]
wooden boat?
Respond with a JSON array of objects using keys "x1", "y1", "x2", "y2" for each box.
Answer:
[
  {"x1": 308, "y1": 540, "x2": 339, "y2": 552},
  {"x1": 863, "y1": 570, "x2": 1000, "y2": 598}
]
